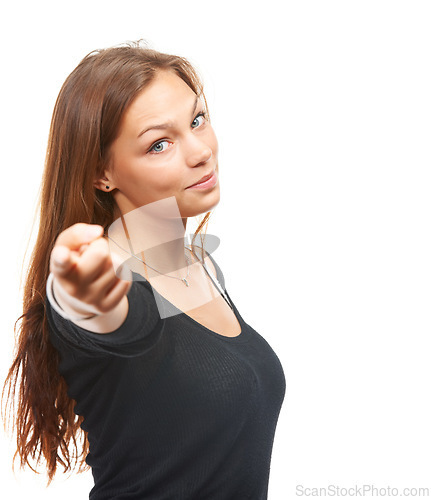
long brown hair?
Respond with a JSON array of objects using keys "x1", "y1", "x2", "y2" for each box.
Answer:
[{"x1": 2, "y1": 41, "x2": 213, "y2": 483}]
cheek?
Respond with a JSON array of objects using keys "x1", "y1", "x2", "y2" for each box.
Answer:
[
  {"x1": 121, "y1": 159, "x2": 184, "y2": 196},
  {"x1": 110, "y1": 156, "x2": 153, "y2": 198}
]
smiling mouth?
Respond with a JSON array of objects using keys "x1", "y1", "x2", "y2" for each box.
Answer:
[
  {"x1": 187, "y1": 171, "x2": 215, "y2": 188},
  {"x1": 186, "y1": 171, "x2": 217, "y2": 190}
]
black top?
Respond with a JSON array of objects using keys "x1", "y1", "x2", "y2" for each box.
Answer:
[{"x1": 46, "y1": 253, "x2": 286, "y2": 499}]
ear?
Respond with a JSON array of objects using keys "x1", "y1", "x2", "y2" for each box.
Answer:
[{"x1": 94, "y1": 169, "x2": 116, "y2": 193}]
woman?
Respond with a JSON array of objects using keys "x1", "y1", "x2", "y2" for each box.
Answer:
[{"x1": 3, "y1": 42, "x2": 286, "y2": 499}]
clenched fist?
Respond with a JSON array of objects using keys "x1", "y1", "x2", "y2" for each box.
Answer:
[{"x1": 49, "y1": 223, "x2": 132, "y2": 332}]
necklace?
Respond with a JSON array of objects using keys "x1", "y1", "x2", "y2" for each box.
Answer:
[
  {"x1": 104, "y1": 233, "x2": 192, "y2": 286},
  {"x1": 104, "y1": 233, "x2": 234, "y2": 310}
]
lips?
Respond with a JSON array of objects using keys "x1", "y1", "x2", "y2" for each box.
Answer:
[{"x1": 187, "y1": 171, "x2": 215, "y2": 188}]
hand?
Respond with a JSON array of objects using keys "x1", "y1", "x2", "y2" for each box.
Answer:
[{"x1": 49, "y1": 223, "x2": 132, "y2": 317}]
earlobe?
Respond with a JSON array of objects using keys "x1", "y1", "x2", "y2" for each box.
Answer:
[{"x1": 94, "y1": 172, "x2": 115, "y2": 192}]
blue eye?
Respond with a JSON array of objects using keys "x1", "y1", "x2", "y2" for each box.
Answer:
[
  {"x1": 147, "y1": 111, "x2": 207, "y2": 154},
  {"x1": 191, "y1": 112, "x2": 207, "y2": 129},
  {"x1": 149, "y1": 140, "x2": 170, "y2": 154}
]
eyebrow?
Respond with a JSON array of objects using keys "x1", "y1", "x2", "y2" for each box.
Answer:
[{"x1": 137, "y1": 95, "x2": 200, "y2": 138}]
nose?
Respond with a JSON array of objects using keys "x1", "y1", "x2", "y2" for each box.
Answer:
[{"x1": 185, "y1": 135, "x2": 212, "y2": 168}]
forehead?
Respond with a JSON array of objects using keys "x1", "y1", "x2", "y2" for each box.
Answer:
[{"x1": 123, "y1": 71, "x2": 198, "y2": 130}]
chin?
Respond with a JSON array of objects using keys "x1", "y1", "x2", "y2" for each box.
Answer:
[{"x1": 181, "y1": 192, "x2": 220, "y2": 218}]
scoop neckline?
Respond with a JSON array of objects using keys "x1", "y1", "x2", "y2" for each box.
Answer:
[
  {"x1": 163, "y1": 283, "x2": 244, "y2": 341},
  {"x1": 136, "y1": 276, "x2": 246, "y2": 341},
  {"x1": 179, "y1": 295, "x2": 246, "y2": 341},
  {"x1": 134, "y1": 253, "x2": 247, "y2": 341}
]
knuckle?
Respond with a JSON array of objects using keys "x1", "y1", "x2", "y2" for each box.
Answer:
[{"x1": 89, "y1": 247, "x2": 110, "y2": 263}]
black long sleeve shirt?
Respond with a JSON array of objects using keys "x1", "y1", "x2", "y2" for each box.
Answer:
[{"x1": 46, "y1": 254, "x2": 286, "y2": 499}]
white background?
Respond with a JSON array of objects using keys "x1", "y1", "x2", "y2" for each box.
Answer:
[{"x1": 1, "y1": 1, "x2": 430, "y2": 498}]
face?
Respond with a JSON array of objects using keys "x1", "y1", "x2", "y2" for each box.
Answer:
[{"x1": 97, "y1": 70, "x2": 220, "y2": 220}]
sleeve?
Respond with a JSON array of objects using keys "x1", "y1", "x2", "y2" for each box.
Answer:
[{"x1": 46, "y1": 278, "x2": 162, "y2": 358}]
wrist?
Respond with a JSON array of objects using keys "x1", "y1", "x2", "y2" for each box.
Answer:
[{"x1": 46, "y1": 272, "x2": 100, "y2": 322}]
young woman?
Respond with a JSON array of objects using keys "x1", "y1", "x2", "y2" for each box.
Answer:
[{"x1": 3, "y1": 42, "x2": 286, "y2": 499}]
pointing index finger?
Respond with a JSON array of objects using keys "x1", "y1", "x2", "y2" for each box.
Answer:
[{"x1": 55, "y1": 224, "x2": 104, "y2": 251}]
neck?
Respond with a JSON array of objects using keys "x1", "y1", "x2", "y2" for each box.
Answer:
[{"x1": 109, "y1": 197, "x2": 189, "y2": 276}]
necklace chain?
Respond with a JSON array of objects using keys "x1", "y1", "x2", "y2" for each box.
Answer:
[
  {"x1": 104, "y1": 234, "x2": 192, "y2": 286},
  {"x1": 104, "y1": 233, "x2": 234, "y2": 311}
]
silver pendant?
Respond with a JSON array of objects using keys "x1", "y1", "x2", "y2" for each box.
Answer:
[{"x1": 182, "y1": 278, "x2": 189, "y2": 287}]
